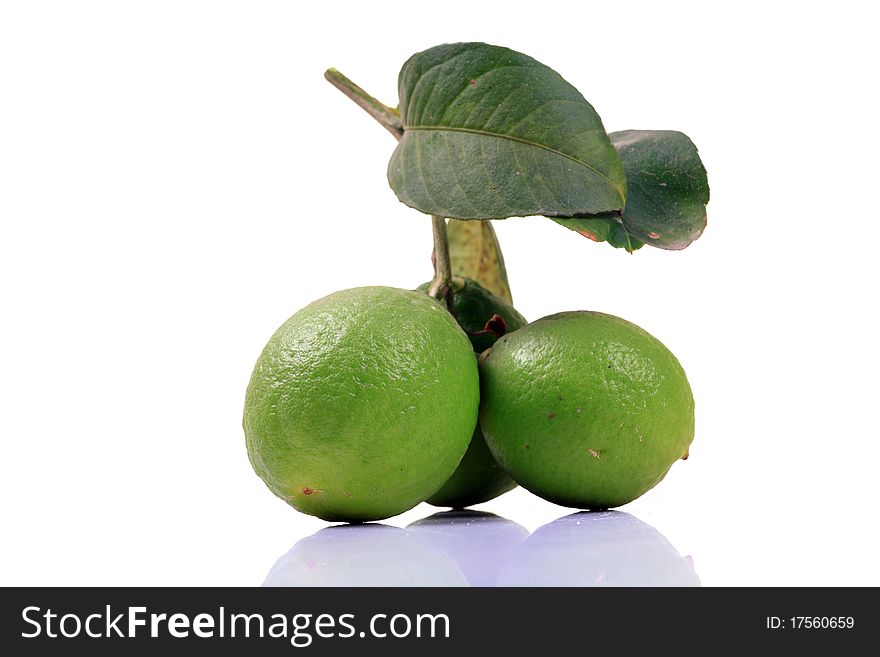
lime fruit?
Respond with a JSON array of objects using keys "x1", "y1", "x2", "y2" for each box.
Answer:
[
  {"x1": 418, "y1": 278, "x2": 527, "y2": 354},
  {"x1": 416, "y1": 278, "x2": 526, "y2": 508},
  {"x1": 243, "y1": 286, "x2": 479, "y2": 522},
  {"x1": 425, "y1": 426, "x2": 516, "y2": 508},
  {"x1": 479, "y1": 311, "x2": 694, "y2": 509}
]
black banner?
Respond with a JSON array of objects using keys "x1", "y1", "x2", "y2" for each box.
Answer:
[{"x1": 0, "y1": 587, "x2": 872, "y2": 654}]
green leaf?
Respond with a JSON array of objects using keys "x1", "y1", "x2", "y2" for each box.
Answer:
[
  {"x1": 553, "y1": 131, "x2": 708, "y2": 252},
  {"x1": 609, "y1": 130, "x2": 709, "y2": 250},
  {"x1": 552, "y1": 215, "x2": 644, "y2": 253},
  {"x1": 446, "y1": 219, "x2": 514, "y2": 302},
  {"x1": 388, "y1": 43, "x2": 626, "y2": 220}
]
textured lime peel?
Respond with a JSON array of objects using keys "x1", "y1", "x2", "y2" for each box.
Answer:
[
  {"x1": 416, "y1": 278, "x2": 527, "y2": 508},
  {"x1": 243, "y1": 287, "x2": 479, "y2": 522},
  {"x1": 479, "y1": 311, "x2": 694, "y2": 509}
]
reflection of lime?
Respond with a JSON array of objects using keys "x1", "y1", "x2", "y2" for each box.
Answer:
[
  {"x1": 263, "y1": 525, "x2": 468, "y2": 587},
  {"x1": 480, "y1": 311, "x2": 694, "y2": 509},
  {"x1": 496, "y1": 512, "x2": 700, "y2": 586},
  {"x1": 407, "y1": 511, "x2": 529, "y2": 586},
  {"x1": 417, "y1": 278, "x2": 526, "y2": 508},
  {"x1": 243, "y1": 287, "x2": 479, "y2": 522}
]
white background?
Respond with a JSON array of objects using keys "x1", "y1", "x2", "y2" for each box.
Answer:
[{"x1": 2, "y1": 1, "x2": 878, "y2": 586}]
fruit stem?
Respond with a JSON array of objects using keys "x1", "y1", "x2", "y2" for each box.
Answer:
[
  {"x1": 324, "y1": 68, "x2": 455, "y2": 314},
  {"x1": 428, "y1": 215, "x2": 454, "y2": 312},
  {"x1": 323, "y1": 68, "x2": 404, "y2": 140}
]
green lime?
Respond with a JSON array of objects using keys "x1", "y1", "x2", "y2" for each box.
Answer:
[
  {"x1": 479, "y1": 311, "x2": 694, "y2": 509},
  {"x1": 417, "y1": 278, "x2": 526, "y2": 508},
  {"x1": 426, "y1": 424, "x2": 516, "y2": 508},
  {"x1": 418, "y1": 278, "x2": 528, "y2": 354},
  {"x1": 243, "y1": 286, "x2": 479, "y2": 522}
]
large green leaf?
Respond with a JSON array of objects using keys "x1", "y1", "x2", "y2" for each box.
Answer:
[
  {"x1": 446, "y1": 219, "x2": 513, "y2": 302},
  {"x1": 609, "y1": 130, "x2": 709, "y2": 250},
  {"x1": 554, "y1": 130, "x2": 708, "y2": 251},
  {"x1": 388, "y1": 42, "x2": 626, "y2": 220}
]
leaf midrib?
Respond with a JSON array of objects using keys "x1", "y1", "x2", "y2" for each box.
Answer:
[{"x1": 405, "y1": 125, "x2": 624, "y2": 199}]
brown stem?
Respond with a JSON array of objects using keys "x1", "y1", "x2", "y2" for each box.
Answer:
[
  {"x1": 324, "y1": 69, "x2": 453, "y2": 312},
  {"x1": 428, "y1": 215, "x2": 454, "y2": 312},
  {"x1": 323, "y1": 68, "x2": 404, "y2": 140}
]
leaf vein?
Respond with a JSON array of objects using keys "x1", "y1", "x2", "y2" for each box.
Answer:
[{"x1": 405, "y1": 125, "x2": 622, "y2": 197}]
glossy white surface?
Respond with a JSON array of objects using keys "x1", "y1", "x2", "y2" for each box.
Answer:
[{"x1": 263, "y1": 511, "x2": 698, "y2": 587}]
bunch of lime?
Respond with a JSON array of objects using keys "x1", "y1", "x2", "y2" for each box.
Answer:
[
  {"x1": 243, "y1": 273, "x2": 694, "y2": 522},
  {"x1": 243, "y1": 43, "x2": 707, "y2": 522}
]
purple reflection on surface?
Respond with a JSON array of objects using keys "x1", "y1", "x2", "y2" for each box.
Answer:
[
  {"x1": 262, "y1": 510, "x2": 698, "y2": 587},
  {"x1": 263, "y1": 524, "x2": 467, "y2": 587},
  {"x1": 407, "y1": 511, "x2": 530, "y2": 586},
  {"x1": 497, "y1": 511, "x2": 700, "y2": 587}
]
